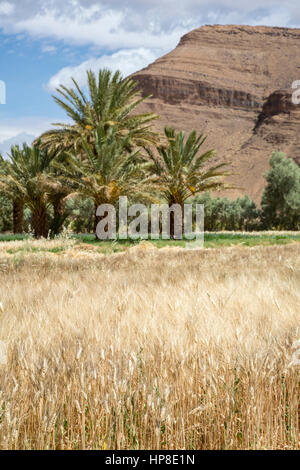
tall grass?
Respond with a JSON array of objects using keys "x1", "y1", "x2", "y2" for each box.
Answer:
[{"x1": 0, "y1": 243, "x2": 299, "y2": 449}]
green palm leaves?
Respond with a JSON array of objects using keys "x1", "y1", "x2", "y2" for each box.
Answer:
[
  {"x1": 0, "y1": 144, "x2": 57, "y2": 237},
  {"x1": 144, "y1": 127, "x2": 230, "y2": 206},
  {"x1": 39, "y1": 69, "x2": 159, "y2": 154},
  {"x1": 0, "y1": 68, "x2": 231, "y2": 238},
  {"x1": 58, "y1": 125, "x2": 153, "y2": 207}
]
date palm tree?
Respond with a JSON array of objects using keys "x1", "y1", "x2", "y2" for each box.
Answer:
[
  {"x1": 143, "y1": 127, "x2": 231, "y2": 237},
  {"x1": 38, "y1": 168, "x2": 72, "y2": 236},
  {"x1": 38, "y1": 69, "x2": 159, "y2": 155},
  {"x1": 0, "y1": 144, "x2": 57, "y2": 238},
  {"x1": 56, "y1": 125, "x2": 154, "y2": 233},
  {"x1": 0, "y1": 152, "x2": 25, "y2": 234}
]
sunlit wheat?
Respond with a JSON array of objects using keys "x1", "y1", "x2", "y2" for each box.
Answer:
[{"x1": 0, "y1": 242, "x2": 299, "y2": 449}]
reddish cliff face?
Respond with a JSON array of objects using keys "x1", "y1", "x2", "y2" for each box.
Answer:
[
  {"x1": 132, "y1": 25, "x2": 300, "y2": 202},
  {"x1": 255, "y1": 89, "x2": 299, "y2": 130}
]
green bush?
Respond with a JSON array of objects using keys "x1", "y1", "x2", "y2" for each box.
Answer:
[
  {"x1": 0, "y1": 195, "x2": 13, "y2": 232},
  {"x1": 261, "y1": 152, "x2": 300, "y2": 230},
  {"x1": 194, "y1": 193, "x2": 259, "y2": 231},
  {"x1": 64, "y1": 197, "x2": 95, "y2": 233}
]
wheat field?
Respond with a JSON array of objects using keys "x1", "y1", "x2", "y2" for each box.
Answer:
[{"x1": 0, "y1": 241, "x2": 299, "y2": 450}]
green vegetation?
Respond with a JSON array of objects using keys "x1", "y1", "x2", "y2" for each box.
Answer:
[
  {"x1": 143, "y1": 127, "x2": 229, "y2": 236},
  {"x1": 0, "y1": 144, "x2": 58, "y2": 237},
  {"x1": 38, "y1": 68, "x2": 159, "y2": 154},
  {"x1": 57, "y1": 124, "x2": 155, "y2": 231},
  {"x1": 0, "y1": 68, "x2": 230, "y2": 239},
  {"x1": 0, "y1": 194, "x2": 13, "y2": 232},
  {"x1": 76, "y1": 232, "x2": 300, "y2": 250},
  {"x1": 0, "y1": 232, "x2": 299, "y2": 254},
  {"x1": 261, "y1": 151, "x2": 300, "y2": 230},
  {"x1": 195, "y1": 193, "x2": 259, "y2": 231},
  {"x1": 0, "y1": 68, "x2": 299, "y2": 239}
]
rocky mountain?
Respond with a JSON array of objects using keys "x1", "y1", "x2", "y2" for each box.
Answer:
[{"x1": 132, "y1": 25, "x2": 300, "y2": 203}]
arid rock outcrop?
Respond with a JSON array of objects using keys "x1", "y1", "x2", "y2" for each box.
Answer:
[{"x1": 132, "y1": 25, "x2": 300, "y2": 202}]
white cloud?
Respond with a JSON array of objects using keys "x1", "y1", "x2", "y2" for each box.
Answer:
[
  {"x1": 10, "y1": 7, "x2": 188, "y2": 51},
  {"x1": 252, "y1": 7, "x2": 291, "y2": 26},
  {"x1": 0, "y1": 1, "x2": 14, "y2": 16},
  {"x1": 0, "y1": 1, "x2": 299, "y2": 52},
  {"x1": 41, "y1": 44, "x2": 57, "y2": 54},
  {"x1": 47, "y1": 48, "x2": 161, "y2": 90}
]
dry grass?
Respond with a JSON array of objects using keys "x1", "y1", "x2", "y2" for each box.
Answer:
[{"x1": 0, "y1": 242, "x2": 299, "y2": 450}]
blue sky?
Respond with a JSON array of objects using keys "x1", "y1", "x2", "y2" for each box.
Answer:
[{"x1": 0, "y1": 0, "x2": 300, "y2": 144}]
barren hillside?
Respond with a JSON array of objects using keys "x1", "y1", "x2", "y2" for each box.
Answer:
[{"x1": 132, "y1": 25, "x2": 300, "y2": 202}]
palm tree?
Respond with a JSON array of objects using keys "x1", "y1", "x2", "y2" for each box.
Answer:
[
  {"x1": 38, "y1": 168, "x2": 72, "y2": 236},
  {"x1": 0, "y1": 144, "x2": 57, "y2": 238},
  {"x1": 38, "y1": 69, "x2": 159, "y2": 155},
  {"x1": 143, "y1": 127, "x2": 231, "y2": 237},
  {"x1": 0, "y1": 152, "x2": 25, "y2": 234},
  {"x1": 57, "y1": 125, "x2": 153, "y2": 233}
]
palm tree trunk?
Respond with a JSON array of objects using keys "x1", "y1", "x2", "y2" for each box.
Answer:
[
  {"x1": 32, "y1": 205, "x2": 48, "y2": 239},
  {"x1": 51, "y1": 196, "x2": 65, "y2": 236},
  {"x1": 13, "y1": 200, "x2": 24, "y2": 234},
  {"x1": 169, "y1": 201, "x2": 184, "y2": 239}
]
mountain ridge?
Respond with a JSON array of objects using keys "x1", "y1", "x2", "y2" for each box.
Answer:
[{"x1": 132, "y1": 24, "x2": 300, "y2": 202}]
